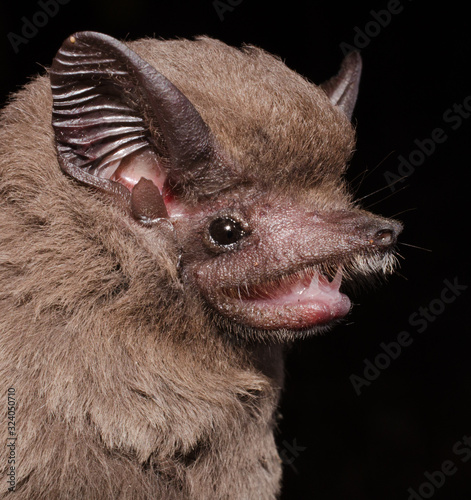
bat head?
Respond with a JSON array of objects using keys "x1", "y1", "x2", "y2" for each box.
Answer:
[{"x1": 50, "y1": 32, "x2": 401, "y2": 341}]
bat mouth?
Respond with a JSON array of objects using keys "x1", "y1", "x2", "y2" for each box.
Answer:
[{"x1": 216, "y1": 265, "x2": 351, "y2": 331}]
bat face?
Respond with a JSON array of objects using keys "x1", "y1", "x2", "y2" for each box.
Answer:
[
  {"x1": 49, "y1": 32, "x2": 402, "y2": 341},
  {"x1": 172, "y1": 187, "x2": 400, "y2": 339}
]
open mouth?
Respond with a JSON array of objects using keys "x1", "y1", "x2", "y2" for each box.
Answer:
[{"x1": 216, "y1": 266, "x2": 351, "y2": 331}]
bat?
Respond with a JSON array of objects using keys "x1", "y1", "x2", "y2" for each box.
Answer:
[{"x1": 0, "y1": 32, "x2": 401, "y2": 499}]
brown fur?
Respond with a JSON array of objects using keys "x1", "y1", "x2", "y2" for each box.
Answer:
[
  {"x1": 0, "y1": 36, "x2": 384, "y2": 498},
  {"x1": 126, "y1": 37, "x2": 355, "y2": 204}
]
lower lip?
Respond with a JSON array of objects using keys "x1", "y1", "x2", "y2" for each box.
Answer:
[
  {"x1": 218, "y1": 292, "x2": 352, "y2": 331},
  {"x1": 288, "y1": 293, "x2": 352, "y2": 330}
]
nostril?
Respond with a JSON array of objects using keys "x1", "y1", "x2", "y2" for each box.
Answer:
[
  {"x1": 371, "y1": 228, "x2": 395, "y2": 246},
  {"x1": 356, "y1": 215, "x2": 402, "y2": 248}
]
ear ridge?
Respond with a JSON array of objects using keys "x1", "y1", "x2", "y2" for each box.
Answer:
[{"x1": 320, "y1": 51, "x2": 362, "y2": 120}]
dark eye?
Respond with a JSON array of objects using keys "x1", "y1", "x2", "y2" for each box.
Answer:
[{"x1": 208, "y1": 217, "x2": 246, "y2": 246}]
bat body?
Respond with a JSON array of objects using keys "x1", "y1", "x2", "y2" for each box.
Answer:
[{"x1": 0, "y1": 33, "x2": 401, "y2": 499}]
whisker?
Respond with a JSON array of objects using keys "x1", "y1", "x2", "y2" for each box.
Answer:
[
  {"x1": 351, "y1": 150, "x2": 396, "y2": 185},
  {"x1": 350, "y1": 165, "x2": 369, "y2": 185},
  {"x1": 350, "y1": 166, "x2": 369, "y2": 195},
  {"x1": 356, "y1": 175, "x2": 409, "y2": 203},
  {"x1": 399, "y1": 242, "x2": 432, "y2": 252},
  {"x1": 363, "y1": 150, "x2": 397, "y2": 182},
  {"x1": 364, "y1": 184, "x2": 410, "y2": 208},
  {"x1": 395, "y1": 250, "x2": 406, "y2": 261},
  {"x1": 389, "y1": 207, "x2": 417, "y2": 218}
]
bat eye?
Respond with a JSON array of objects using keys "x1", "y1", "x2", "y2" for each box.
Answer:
[{"x1": 209, "y1": 217, "x2": 246, "y2": 247}]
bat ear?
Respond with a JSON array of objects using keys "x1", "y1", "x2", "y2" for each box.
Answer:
[
  {"x1": 320, "y1": 51, "x2": 362, "y2": 120},
  {"x1": 50, "y1": 31, "x2": 220, "y2": 223}
]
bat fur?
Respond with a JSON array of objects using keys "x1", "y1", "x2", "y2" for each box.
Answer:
[{"x1": 0, "y1": 34, "x2": 401, "y2": 499}]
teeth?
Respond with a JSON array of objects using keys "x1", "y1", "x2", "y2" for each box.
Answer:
[
  {"x1": 329, "y1": 267, "x2": 343, "y2": 291},
  {"x1": 223, "y1": 265, "x2": 344, "y2": 304},
  {"x1": 293, "y1": 282, "x2": 308, "y2": 296}
]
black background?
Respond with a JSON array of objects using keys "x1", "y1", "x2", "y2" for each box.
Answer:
[{"x1": 1, "y1": 1, "x2": 470, "y2": 499}]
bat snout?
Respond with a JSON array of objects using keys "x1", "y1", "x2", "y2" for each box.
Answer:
[{"x1": 323, "y1": 210, "x2": 402, "y2": 252}]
